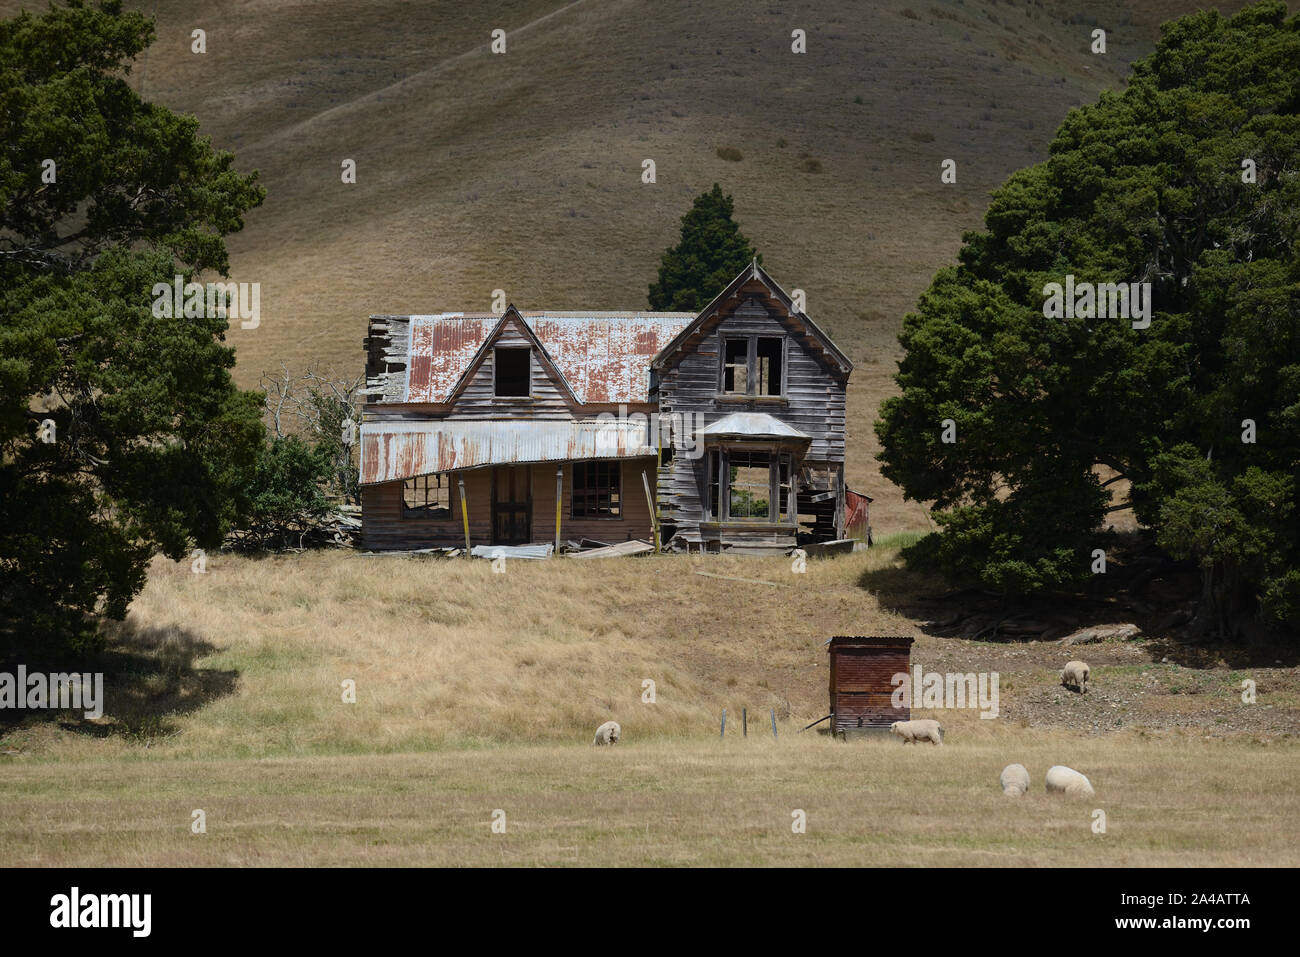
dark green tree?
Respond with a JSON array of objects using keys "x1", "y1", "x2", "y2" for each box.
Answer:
[
  {"x1": 0, "y1": 0, "x2": 266, "y2": 653},
  {"x1": 233, "y1": 436, "x2": 334, "y2": 551},
  {"x1": 875, "y1": 1, "x2": 1300, "y2": 635},
  {"x1": 648, "y1": 184, "x2": 759, "y2": 311}
]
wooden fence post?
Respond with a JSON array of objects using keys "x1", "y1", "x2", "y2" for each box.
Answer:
[
  {"x1": 554, "y1": 465, "x2": 563, "y2": 555},
  {"x1": 458, "y1": 477, "x2": 471, "y2": 556},
  {"x1": 641, "y1": 470, "x2": 659, "y2": 553}
]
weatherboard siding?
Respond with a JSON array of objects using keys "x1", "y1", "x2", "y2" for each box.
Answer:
[
  {"x1": 360, "y1": 460, "x2": 656, "y2": 550},
  {"x1": 655, "y1": 289, "x2": 848, "y2": 544}
]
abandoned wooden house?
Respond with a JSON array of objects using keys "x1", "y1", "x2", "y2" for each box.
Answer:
[{"x1": 359, "y1": 261, "x2": 869, "y2": 553}]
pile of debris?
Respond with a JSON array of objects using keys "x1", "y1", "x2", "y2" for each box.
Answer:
[
  {"x1": 225, "y1": 503, "x2": 363, "y2": 552},
  {"x1": 355, "y1": 537, "x2": 657, "y2": 560},
  {"x1": 324, "y1": 504, "x2": 362, "y2": 547}
]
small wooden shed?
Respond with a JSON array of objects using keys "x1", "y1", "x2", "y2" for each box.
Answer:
[{"x1": 827, "y1": 635, "x2": 914, "y2": 737}]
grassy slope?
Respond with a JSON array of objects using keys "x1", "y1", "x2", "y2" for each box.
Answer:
[
  {"x1": 1, "y1": 547, "x2": 1297, "y2": 865},
  {"x1": 0, "y1": 0, "x2": 1259, "y2": 531}
]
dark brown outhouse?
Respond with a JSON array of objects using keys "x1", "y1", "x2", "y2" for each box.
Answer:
[{"x1": 826, "y1": 635, "x2": 914, "y2": 737}]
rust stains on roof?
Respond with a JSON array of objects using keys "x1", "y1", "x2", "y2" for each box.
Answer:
[
  {"x1": 527, "y1": 313, "x2": 693, "y2": 403},
  {"x1": 398, "y1": 311, "x2": 694, "y2": 405},
  {"x1": 406, "y1": 314, "x2": 493, "y2": 404},
  {"x1": 359, "y1": 419, "x2": 658, "y2": 485}
]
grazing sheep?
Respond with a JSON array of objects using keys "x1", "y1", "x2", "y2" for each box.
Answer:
[
  {"x1": 1061, "y1": 660, "x2": 1090, "y2": 694},
  {"x1": 1000, "y1": 763, "x2": 1030, "y2": 796},
  {"x1": 888, "y1": 718, "x2": 943, "y2": 746},
  {"x1": 1045, "y1": 765, "x2": 1095, "y2": 797},
  {"x1": 592, "y1": 720, "x2": 621, "y2": 746}
]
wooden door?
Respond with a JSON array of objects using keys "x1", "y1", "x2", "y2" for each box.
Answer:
[{"x1": 492, "y1": 466, "x2": 532, "y2": 545}]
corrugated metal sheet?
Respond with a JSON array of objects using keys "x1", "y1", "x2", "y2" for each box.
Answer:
[
  {"x1": 406, "y1": 314, "x2": 494, "y2": 403},
  {"x1": 359, "y1": 419, "x2": 656, "y2": 485},
  {"x1": 401, "y1": 312, "x2": 694, "y2": 405},
  {"x1": 702, "y1": 412, "x2": 811, "y2": 440},
  {"x1": 526, "y1": 313, "x2": 693, "y2": 403},
  {"x1": 845, "y1": 487, "x2": 872, "y2": 540},
  {"x1": 470, "y1": 544, "x2": 554, "y2": 560}
]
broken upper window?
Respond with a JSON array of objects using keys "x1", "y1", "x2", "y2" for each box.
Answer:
[
  {"x1": 403, "y1": 473, "x2": 452, "y2": 519},
  {"x1": 494, "y1": 347, "x2": 531, "y2": 397},
  {"x1": 723, "y1": 339, "x2": 749, "y2": 394},
  {"x1": 721, "y1": 336, "x2": 783, "y2": 396},
  {"x1": 572, "y1": 461, "x2": 621, "y2": 518},
  {"x1": 756, "y1": 337, "x2": 783, "y2": 395}
]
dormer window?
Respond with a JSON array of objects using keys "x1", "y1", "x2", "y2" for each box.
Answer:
[
  {"x1": 721, "y1": 336, "x2": 784, "y2": 396},
  {"x1": 494, "y1": 347, "x2": 531, "y2": 397}
]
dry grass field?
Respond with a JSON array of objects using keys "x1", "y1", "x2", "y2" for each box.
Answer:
[
  {"x1": 4, "y1": 738, "x2": 1297, "y2": 867},
  {"x1": 2, "y1": 544, "x2": 1297, "y2": 865},
  {"x1": 2, "y1": 0, "x2": 1294, "y2": 867}
]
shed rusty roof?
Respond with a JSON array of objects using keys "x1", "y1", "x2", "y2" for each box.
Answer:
[
  {"x1": 402, "y1": 312, "x2": 694, "y2": 405},
  {"x1": 360, "y1": 419, "x2": 656, "y2": 485}
]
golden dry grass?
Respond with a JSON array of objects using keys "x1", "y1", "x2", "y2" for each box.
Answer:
[
  {"x1": 1, "y1": 546, "x2": 1297, "y2": 865},
  {"x1": 3, "y1": 736, "x2": 1297, "y2": 866},
  {"x1": 5, "y1": 547, "x2": 923, "y2": 758},
  {"x1": 3, "y1": 546, "x2": 1295, "y2": 760}
]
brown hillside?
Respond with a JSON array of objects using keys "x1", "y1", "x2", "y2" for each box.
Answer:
[{"x1": 4, "y1": 0, "x2": 1263, "y2": 532}]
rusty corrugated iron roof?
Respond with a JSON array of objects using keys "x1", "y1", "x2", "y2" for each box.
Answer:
[
  {"x1": 406, "y1": 313, "x2": 493, "y2": 405},
  {"x1": 525, "y1": 313, "x2": 693, "y2": 404},
  {"x1": 402, "y1": 311, "x2": 694, "y2": 405},
  {"x1": 359, "y1": 419, "x2": 656, "y2": 485}
]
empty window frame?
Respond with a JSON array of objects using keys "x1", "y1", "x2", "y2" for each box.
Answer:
[
  {"x1": 402, "y1": 473, "x2": 452, "y2": 519},
  {"x1": 722, "y1": 339, "x2": 749, "y2": 394},
  {"x1": 728, "y1": 449, "x2": 772, "y2": 519},
  {"x1": 720, "y1": 336, "x2": 784, "y2": 396},
  {"x1": 707, "y1": 450, "x2": 722, "y2": 521},
  {"x1": 572, "y1": 461, "x2": 621, "y2": 518},
  {"x1": 777, "y1": 453, "x2": 793, "y2": 517},
  {"x1": 706, "y1": 449, "x2": 796, "y2": 523},
  {"x1": 494, "y1": 347, "x2": 531, "y2": 397},
  {"x1": 755, "y1": 337, "x2": 783, "y2": 395}
]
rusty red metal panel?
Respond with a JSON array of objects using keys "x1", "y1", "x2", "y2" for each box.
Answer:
[
  {"x1": 844, "y1": 487, "x2": 871, "y2": 539},
  {"x1": 398, "y1": 312, "x2": 693, "y2": 406},
  {"x1": 523, "y1": 313, "x2": 693, "y2": 403},
  {"x1": 406, "y1": 315, "x2": 492, "y2": 402},
  {"x1": 359, "y1": 420, "x2": 658, "y2": 485}
]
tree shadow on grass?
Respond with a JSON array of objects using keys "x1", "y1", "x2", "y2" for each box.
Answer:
[
  {"x1": 0, "y1": 620, "x2": 238, "y2": 744},
  {"x1": 855, "y1": 544, "x2": 1299, "y2": 669},
  {"x1": 1142, "y1": 631, "x2": 1299, "y2": 669}
]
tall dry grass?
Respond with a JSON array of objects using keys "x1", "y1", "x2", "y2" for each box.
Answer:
[{"x1": 2, "y1": 547, "x2": 909, "y2": 760}]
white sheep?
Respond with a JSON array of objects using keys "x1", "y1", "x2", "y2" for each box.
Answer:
[
  {"x1": 1061, "y1": 660, "x2": 1090, "y2": 694},
  {"x1": 1000, "y1": 763, "x2": 1030, "y2": 796},
  {"x1": 888, "y1": 718, "x2": 943, "y2": 745},
  {"x1": 592, "y1": 720, "x2": 621, "y2": 746},
  {"x1": 1045, "y1": 765, "x2": 1095, "y2": 796}
]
